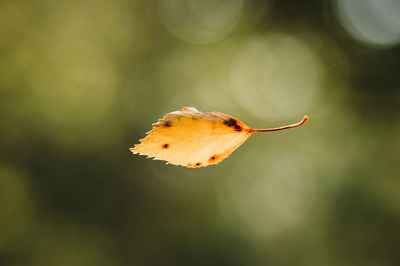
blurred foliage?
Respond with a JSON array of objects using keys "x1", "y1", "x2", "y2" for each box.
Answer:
[{"x1": 1, "y1": 0, "x2": 400, "y2": 265}]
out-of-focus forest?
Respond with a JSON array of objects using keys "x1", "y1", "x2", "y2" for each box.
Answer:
[{"x1": 1, "y1": 0, "x2": 400, "y2": 265}]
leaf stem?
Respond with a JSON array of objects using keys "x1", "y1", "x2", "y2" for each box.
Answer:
[{"x1": 254, "y1": 115, "x2": 309, "y2": 132}]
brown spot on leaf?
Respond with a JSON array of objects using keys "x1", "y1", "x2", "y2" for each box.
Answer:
[
  {"x1": 162, "y1": 144, "x2": 169, "y2": 149},
  {"x1": 163, "y1": 121, "x2": 172, "y2": 127},
  {"x1": 223, "y1": 118, "x2": 237, "y2": 127},
  {"x1": 224, "y1": 118, "x2": 242, "y2": 132},
  {"x1": 234, "y1": 125, "x2": 242, "y2": 131},
  {"x1": 195, "y1": 162, "x2": 201, "y2": 166},
  {"x1": 208, "y1": 155, "x2": 218, "y2": 163}
]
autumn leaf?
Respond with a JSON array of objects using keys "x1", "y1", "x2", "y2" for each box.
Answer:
[{"x1": 130, "y1": 107, "x2": 308, "y2": 168}]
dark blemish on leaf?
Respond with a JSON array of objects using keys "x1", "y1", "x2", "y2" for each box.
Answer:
[
  {"x1": 208, "y1": 155, "x2": 218, "y2": 163},
  {"x1": 162, "y1": 144, "x2": 169, "y2": 149},
  {"x1": 195, "y1": 162, "x2": 201, "y2": 166},
  {"x1": 224, "y1": 118, "x2": 242, "y2": 131},
  {"x1": 164, "y1": 121, "x2": 172, "y2": 127},
  {"x1": 223, "y1": 118, "x2": 237, "y2": 127}
]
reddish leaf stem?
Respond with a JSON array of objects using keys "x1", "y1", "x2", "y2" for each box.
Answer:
[{"x1": 254, "y1": 115, "x2": 309, "y2": 132}]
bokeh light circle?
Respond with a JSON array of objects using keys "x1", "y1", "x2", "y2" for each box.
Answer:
[
  {"x1": 336, "y1": 0, "x2": 400, "y2": 48},
  {"x1": 230, "y1": 34, "x2": 322, "y2": 121},
  {"x1": 158, "y1": 0, "x2": 243, "y2": 44},
  {"x1": 221, "y1": 147, "x2": 316, "y2": 236}
]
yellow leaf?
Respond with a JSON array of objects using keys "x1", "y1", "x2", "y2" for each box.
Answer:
[{"x1": 130, "y1": 107, "x2": 308, "y2": 168}]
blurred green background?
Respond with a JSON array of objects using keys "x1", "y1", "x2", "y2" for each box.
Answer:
[{"x1": 1, "y1": 0, "x2": 400, "y2": 265}]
